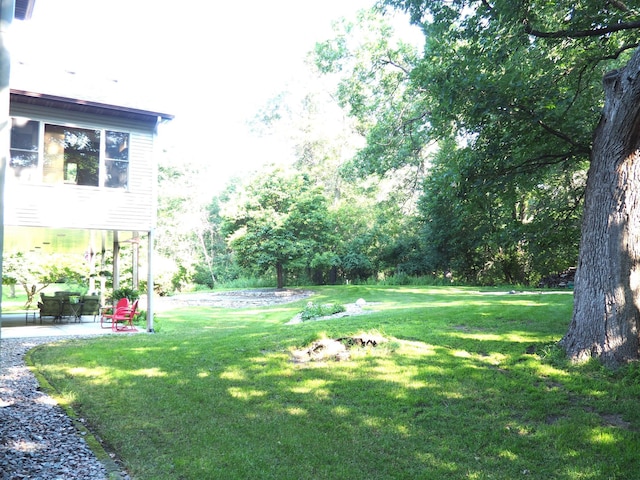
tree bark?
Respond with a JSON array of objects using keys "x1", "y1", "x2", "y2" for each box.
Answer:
[
  {"x1": 561, "y1": 48, "x2": 640, "y2": 367},
  {"x1": 276, "y1": 262, "x2": 285, "y2": 290}
]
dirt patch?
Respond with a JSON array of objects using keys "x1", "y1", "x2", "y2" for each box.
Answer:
[
  {"x1": 291, "y1": 333, "x2": 388, "y2": 363},
  {"x1": 153, "y1": 289, "x2": 314, "y2": 311}
]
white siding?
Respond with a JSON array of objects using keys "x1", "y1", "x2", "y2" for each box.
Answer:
[{"x1": 6, "y1": 103, "x2": 158, "y2": 232}]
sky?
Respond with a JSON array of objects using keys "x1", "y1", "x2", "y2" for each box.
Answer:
[{"x1": 9, "y1": 0, "x2": 422, "y2": 194}]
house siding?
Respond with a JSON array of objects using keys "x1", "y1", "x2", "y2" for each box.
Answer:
[{"x1": 6, "y1": 102, "x2": 157, "y2": 232}]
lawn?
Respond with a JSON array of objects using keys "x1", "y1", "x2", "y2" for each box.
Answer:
[{"x1": 27, "y1": 285, "x2": 640, "y2": 479}]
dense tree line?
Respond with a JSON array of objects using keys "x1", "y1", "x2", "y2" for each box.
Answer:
[
  {"x1": 153, "y1": 1, "x2": 640, "y2": 365},
  {"x1": 156, "y1": 6, "x2": 588, "y2": 290}
]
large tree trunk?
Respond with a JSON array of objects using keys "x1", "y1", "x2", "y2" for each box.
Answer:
[
  {"x1": 276, "y1": 262, "x2": 285, "y2": 290},
  {"x1": 561, "y1": 48, "x2": 640, "y2": 367}
]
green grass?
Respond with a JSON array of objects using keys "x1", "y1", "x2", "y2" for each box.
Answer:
[
  {"x1": 26, "y1": 286, "x2": 640, "y2": 479},
  {"x1": 2, "y1": 288, "x2": 32, "y2": 312}
]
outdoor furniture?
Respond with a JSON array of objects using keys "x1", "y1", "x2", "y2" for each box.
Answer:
[
  {"x1": 67, "y1": 296, "x2": 83, "y2": 322},
  {"x1": 60, "y1": 295, "x2": 82, "y2": 321},
  {"x1": 38, "y1": 292, "x2": 102, "y2": 323},
  {"x1": 111, "y1": 299, "x2": 138, "y2": 332},
  {"x1": 100, "y1": 298, "x2": 130, "y2": 329},
  {"x1": 80, "y1": 296, "x2": 101, "y2": 322},
  {"x1": 25, "y1": 305, "x2": 37, "y2": 324},
  {"x1": 38, "y1": 296, "x2": 62, "y2": 323}
]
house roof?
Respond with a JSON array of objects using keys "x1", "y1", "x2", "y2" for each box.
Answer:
[
  {"x1": 10, "y1": 1, "x2": 173, "y2": 124},
  {"x1": 10, "y1": 60, "x2": 174, "y2": 123}
]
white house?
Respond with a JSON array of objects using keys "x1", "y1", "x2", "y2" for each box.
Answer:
[{"x1": 1, "y1": 0, "x2": 173, "y2": 331}]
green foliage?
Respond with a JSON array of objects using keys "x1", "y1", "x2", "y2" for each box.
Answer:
[
  {"x1": 317, "y1": 0, "x2": 614, "y2": 283},
  {"x1": 214, "y1": 276, "x2": 276, "y2": 290},
  {"x1": 155, "y1": 159, "x2": 225, "y2": 294},
  {"x1": 300, "y1": 301, "x2": 346, "y2": 321},
  {"x1": 151, "y1": 1, "x2": 624, "y2": 292},
  {"x1": 314, "y1": 9, "x2": 427, "y2": 180},
  {"x1": 2, "y1": 252, "x2": 90, "y2": 307},
  {"x1": 223, "y1": 168, "x2": 338, "y2": 289},
  {"x1": 111, "y1": 287, "x2": 140, "y2": 302}
]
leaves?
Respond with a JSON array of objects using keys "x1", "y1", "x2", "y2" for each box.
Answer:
[{"x1": 222, "y1": 168, "x2": 337, "y2": 287}]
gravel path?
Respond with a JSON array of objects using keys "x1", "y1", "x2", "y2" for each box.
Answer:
[{"x1": 0, "y1": 337, "x2": 118, "y2": 480}]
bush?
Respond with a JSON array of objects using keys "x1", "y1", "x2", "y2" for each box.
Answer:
[
  {"x1": 216, "y1": 277, "x2": 276, "y2": 289},
  {"x1": 112, "y1": 287, "x2": 140, "y2": 301},
  {"x1": 300, "y1": 302, "x2": 345, "y2": 321}
]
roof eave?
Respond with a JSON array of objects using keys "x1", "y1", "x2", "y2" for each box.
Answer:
[
  {"x1": 10, "y1": 89, "x2": 174, "y2": 123},
  {"x1": 14, "y1": 0, "x2": 35, "y2": 20}
]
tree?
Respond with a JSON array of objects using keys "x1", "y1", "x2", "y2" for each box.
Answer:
[
  {"x1": 381, "y1": 0, "x2": 640, "y2": 366},
  {"x1": 561, "y1": 49, "x2": 640, "y2": 365},
  {"x1": 193, "y1": 192, "x2": 241, "y2": 288},
  {"x1": 155, "y1": 159, "x2": 210, "y2": 291},
  {"x1": 313, "y1": 8, "x2": 428, "y2": 197},
  {"x1": 314, "y1": 6, "x2": 586, "y2": 284},
  {"x1": 2, "y1": 252, "x2": 86, "y2": 307},
  {"x1": 222, "y1": 168, "x2": 337, "y2": 289}
]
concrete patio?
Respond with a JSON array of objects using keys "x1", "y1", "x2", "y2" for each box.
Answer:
[{"x1": 0, "y1": 313, "x2": 141, "y2": 339}]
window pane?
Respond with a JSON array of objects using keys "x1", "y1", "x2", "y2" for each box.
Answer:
[
  {"x1": 9, "y1": 118, "x2": 39, "y2": 182},
  {"x1": 44, "y1": 125, "x2": 100, "y2": 186},
  {"x1": 105, "y1": 160, "x2": 128, "y2": 188},
  {"x1": 106, "y1": 131, "x2": 129, "y2": 160},
  {"x1": 105, "y1": 131, "x2": 129, "y2": 188}
]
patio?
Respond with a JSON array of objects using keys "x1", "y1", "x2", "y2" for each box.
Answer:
[{"x1": 1, "y1": 313, "x2": 140, "y2": 339}]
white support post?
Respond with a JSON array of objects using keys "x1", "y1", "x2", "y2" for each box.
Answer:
[
  {"x1": 0, "y1": 0, "x2": 14, "y2": 343},
  {"x1": 146, "y1": 228, "x2": 154, "y2": 332}
]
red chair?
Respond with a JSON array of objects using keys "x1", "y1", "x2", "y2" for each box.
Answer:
[
  {"x1": 112, "y1": 299, "x2": 139, "y2": 332},
  {"x1": 100, "y1": 298, "x2": 129, "y2": 329}
]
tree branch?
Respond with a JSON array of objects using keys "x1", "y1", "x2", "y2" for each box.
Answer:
[
  {"x1": 379, "y1": 54, "x2": 411, "y2": 75},
  {"x1": 535, "y1": 119, "x2": 590, "y2": 154},
  {"x1": 524, "y1": 19, "x2": 640, "y2": 39},
  {"x1": 506, "y1": 151, "x2": 584, "y2": 176}
]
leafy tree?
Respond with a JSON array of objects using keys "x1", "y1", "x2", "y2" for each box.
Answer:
[
  {"x1": 155, "y1": 160, "x2": 211, "y2": 291},
  {"x1": 417, "y1": 137, "x2": 584, "y2": 285},
  {"x1": 2, "y1": 252, "x2": 86, "y2": 307},
  {"x1": 314, "y1": 8, "x2": 428, "y2": 196},
  {"x1": 381, "y1": 0, "x2": 640, "y2": 365},
  {"x1": 193, "y1": 193, "x2": 241, "y2": 288},
  {"x1": 332, "y1": 201, "x2": 378, "y2": 281},
  {"x1": 313, "y1": 7, "x2": 554, "y2": 284},
  {"x1": 223, "y1": 168, "x2": 337, "y2": 289}
]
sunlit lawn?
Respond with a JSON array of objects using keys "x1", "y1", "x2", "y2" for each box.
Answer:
[{"x1": 27, "y1": 285, "x2": 640, "y2": 479}]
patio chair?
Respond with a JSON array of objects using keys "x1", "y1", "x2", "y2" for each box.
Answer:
[
  {"x1": 80, "y1": 295, "x2": 101, "y2": 322},
  {"x1": 38, "y1": 296, "x2": 62, "y2": 323},
  {"x1": 111, "y1": 299, "x2": 138, "y2": 332},
  {"x1": 100, "y1": 297, "x2": 129, "y2": 329}
]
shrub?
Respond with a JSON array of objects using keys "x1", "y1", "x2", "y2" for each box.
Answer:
[
  {"x1": 112, "y1": 287, "x2": 140, "y2": 301},
  {"x1": 300, "y1": 302, "x2": 345, "y2": 321}
]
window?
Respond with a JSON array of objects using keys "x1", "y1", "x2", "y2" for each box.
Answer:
[
  {"x1": 9, "y1": 119, "x2": 130, "y2": 189},
  {"x1": 44, "y1": 125, "x2": 100, "y2": 186},
  {"x1": 9, "y1": 118, "x2": 39, "y2": 182},
  {"x1": 105, "y1": 130, "x2": 130, "y2": 188}
]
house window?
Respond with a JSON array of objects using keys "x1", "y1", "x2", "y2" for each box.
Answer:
[
  {"x1": 44, "y1": 125, "x2": 100, "y2": 186},
  {"x1": 9, "y1": 118, "x2": 130, "y2": 189},
  {"x1": 105, "y1": 130, "x2": 130, "y2": 188},
  {"x1": 9, "y1": 118, "x2": 39, "y2": 182}
]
